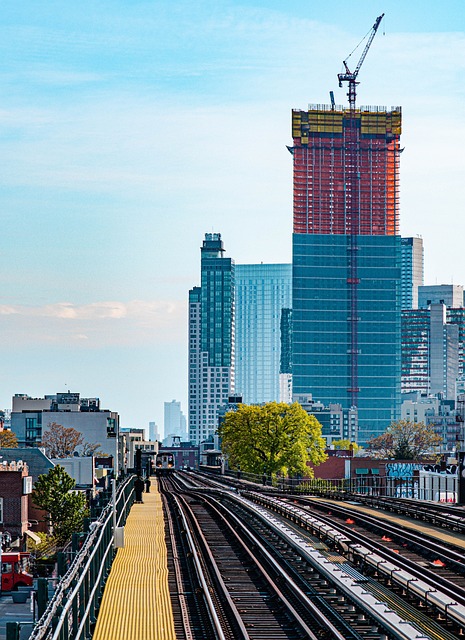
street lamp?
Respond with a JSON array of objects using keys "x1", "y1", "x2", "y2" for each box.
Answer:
[{"x1": 0, "y1": 531, "x2": 12, "y2": 593}]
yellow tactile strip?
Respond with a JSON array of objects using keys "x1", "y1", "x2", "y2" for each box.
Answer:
[{"x1": 93, "y1": 478, "x2": 176, "y2": 640}]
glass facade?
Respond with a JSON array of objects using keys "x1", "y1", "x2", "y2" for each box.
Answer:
[
  {"x1": 235, "y1": 264, "x2": 292, "y2": 404},
  {"x1": 292, "y1": 233, "x2": 401, "y2": 445},
  {"x1": 401, "y1": 237, "x2": 424, "y2": 309},
  {"x1": 189, "y1": 234, "x2": 235, "y2": 445}
]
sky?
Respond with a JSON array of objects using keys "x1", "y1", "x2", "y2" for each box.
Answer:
[{"x1": 0, "y1": 1, "x2": 464, "y2": 434}]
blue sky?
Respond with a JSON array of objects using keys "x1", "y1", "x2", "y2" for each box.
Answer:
[{"x1": 1, "y1": 1, "x2": 464, "y2": 434}]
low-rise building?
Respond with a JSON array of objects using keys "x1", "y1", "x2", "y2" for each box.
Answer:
[
  {"x1": 0, "y1": 459, "x2": 33, "y2": 547},
  {"x1": 11, "y1": 392, "x2": 120, "y2": 462}
]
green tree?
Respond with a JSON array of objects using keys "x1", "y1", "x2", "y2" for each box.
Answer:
[
  {"x1": 332, "y1": 439, "x2": 360, "y2": 453},
  {"x1": 218, "y1": 402, "x2": 327, "y2": 477},
  {"x1": 33, "y1": 466, "x2": 88, "y2": 544},
  {"x1": 367, "y1": 420, "x2": 442, "y2": 460},
  {"x1": 0, "y1": 430, "x2": 18, "y2": 448}
]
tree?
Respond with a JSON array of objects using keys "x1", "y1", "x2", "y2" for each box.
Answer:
[
  {"x1": 367, "y1": 420, "x2": 442, "y2": 460},
  {"x1": 332, "y1": 439, "x2": 360, "y2": 453},
  {"x1": 81, "y1": 441, "x2": 105, "y2": 457},
  {"x1": 218, "y1": 402, "x2": 327, "y2": 477},
  {"x1": 33, "y1": 466, "x2": 88, "y2": 544},
  {"x1": 0, "y1": 430, "x2": 18, "y2": 448},
  {"x1": 41, "y1": 423, "x2": 84, "y2": 458}
]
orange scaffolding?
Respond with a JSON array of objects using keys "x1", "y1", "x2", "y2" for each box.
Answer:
[{"x1": 292, "y1": 105, "x2": 401, "y2": 236}]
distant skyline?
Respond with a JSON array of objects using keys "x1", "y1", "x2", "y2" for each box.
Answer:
[{"x1": 1, "y1": 1, "x2": 464, "y2": 430}]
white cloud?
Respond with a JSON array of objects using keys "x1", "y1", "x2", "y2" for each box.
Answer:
[{"x1": 0, "y1": 300, "x2": 186, "y2": 347}]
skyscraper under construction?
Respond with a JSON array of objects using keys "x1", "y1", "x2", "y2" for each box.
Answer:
[{"x1": 291, "y1": 16, "x2": 402, "y2": 444}]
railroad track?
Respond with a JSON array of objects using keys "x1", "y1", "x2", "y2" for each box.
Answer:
[{"x1": 161, "y1": 474, "x2": 460, "y2": 639}]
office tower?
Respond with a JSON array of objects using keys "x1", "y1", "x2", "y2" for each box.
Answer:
[
  {"x1": 235, "y1": 264, "x2": 292, "y2": 404},
  {"x1": 418, "y1": 284, "x2": 464, "y2": 310},
  {"x1": 291, "y1": 105, "x2": 402, "y2": 445},
  {"x1": 401, "y1": 237, "x2": 424, "y2": 309},
  {"x1": 163, "y1": 401, "x2": 187, "y2": 441},
  {"x1": 188, "y1": 234, "x2": 235, "y2": 445}
]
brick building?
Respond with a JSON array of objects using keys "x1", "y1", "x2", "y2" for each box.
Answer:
[{"x1": 0, "y1": 460, "x2": 32, "y2": 546}]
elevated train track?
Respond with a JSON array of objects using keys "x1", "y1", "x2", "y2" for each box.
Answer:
[{"x1": 161, "y1": 471, "x2": 465, "y2": 639}]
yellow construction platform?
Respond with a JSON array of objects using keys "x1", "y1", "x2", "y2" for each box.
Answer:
[{"x1": 93, "y1": 478, "x2": 176, "y2": 640}]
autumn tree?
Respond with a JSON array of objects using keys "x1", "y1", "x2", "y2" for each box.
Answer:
[
  {"x1": 33, "y1": 465, "x2": 88, "y2": 544},
  {"x1": 367, "y1": 420, "x2": 442, "y2": 460},
  {"x1": 0, "y1": 430, "x2": 18, "y2": 448},
  {"x1": 41, "y1": 422, "x2": 84, "y2": 458},
  {"x1": 218, "y1": 402, "x2": 327, "y2": 477},
  {"x1": 81, "y1": 441, "x2": 105, "y2": 457}
]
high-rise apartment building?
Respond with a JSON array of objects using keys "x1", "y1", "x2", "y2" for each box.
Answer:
[
  {"x1": 279, "y1": 307, "x2": 293, "y2": 403},
  {"x1": 188, "y1": 234, "x2": 235, "y2": 445},
  {"x1": 402, "y1": 303, "x2": 465, "y2": 399},
  {"x1": 291, "y1": 105, "x2": 402, "y2": 444},
  {"x1": 235, "y1": 264, "x2": 292, "y2": 404},
  {"x1": 401, "y1": 237, "x2": 424, "y2": 309}
]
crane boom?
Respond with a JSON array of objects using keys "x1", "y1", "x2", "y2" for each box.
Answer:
[{"x1": 338, "y1": 13, "x2": 384, "y2": 109}]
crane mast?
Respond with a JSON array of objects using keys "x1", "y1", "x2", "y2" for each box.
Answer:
[{"x1": 338, "y1": 14, "x2": 384, "y2": 109}]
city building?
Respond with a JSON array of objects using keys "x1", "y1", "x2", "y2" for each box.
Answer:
[
  {"x1": 419, "y1": 284, "x2": 464, "y2": 310},
  {"x1": 401, "y1": 237, "x2": 424, "y2": 309},
  {"x1": 10, "y1": 392, "x2": 120, "y2": 462},
  {"x1": 279, "y1": 308, "x2": 293, "y2": 403},
  {"x1": 402, "y1": 393, "x2": 461, "y2": 451},
  {"x1": 294, "y1": 395, "x2": 358, "y2": 445},
  {"x1": 402, "y1": 304, "x2": 465, "y2": 399},
  {"x1": 148, "y1": 421, "x2": 160, "y2": 442},
  {"x1": 188, "y1": 234, "x2": 235, "y2": 445},
  {"x1": 163, "y1": 400, "x2": 187, "y2": 443},
  {"x1": 291, "y1": 104, "x2": 402, "y2": 445},
  {"x1": 235, "y1": 264, "x2": 292, "y2": 404},
  {"x1": 0, "y1": 460, "x2": 32, "y2": 546}
]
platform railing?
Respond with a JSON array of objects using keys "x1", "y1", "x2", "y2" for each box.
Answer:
[{"x1": 24, "y1": 474, "x2": 135, "y2": 640}]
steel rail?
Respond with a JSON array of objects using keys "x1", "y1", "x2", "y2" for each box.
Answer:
[
  {"x1": 197, "y1": 492, "x2": 346, "y2": 640},
  {"x1": 171, "y1": 491, "x2": 237, "y2": 640}
]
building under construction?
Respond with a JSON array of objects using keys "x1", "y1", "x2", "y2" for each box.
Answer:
[
  {"x1": 292, "y1": 105, "x2": 401, "y2": 236},
  {"x1": 291, "y1": 15, "x2": 402, "y2": 444}
]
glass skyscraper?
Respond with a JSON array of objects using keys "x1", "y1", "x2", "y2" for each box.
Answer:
[
  {"x1": 291, "y1": 105, "x2": 402, "y2": 445},
  {"x1": 235, "y1": 264, "x2": 292, "y2": 404},
  {"x1": 188, "y1": 234, "x2": 235, "y2": 445}
]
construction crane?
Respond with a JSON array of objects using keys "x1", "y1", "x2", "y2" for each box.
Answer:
[{"x1": 337, "y1": 13, "x2": 384, "y2": 109}]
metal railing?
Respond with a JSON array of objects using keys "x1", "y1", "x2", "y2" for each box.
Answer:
[
  {"x1": 220, "y1": 469, "x2": 459, "y2": 503},
  {"x1": 24, "y1": 474, "x2": 135, "y2": 640}
]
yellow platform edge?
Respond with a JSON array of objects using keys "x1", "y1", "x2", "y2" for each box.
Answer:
[{"x1": 92, "y1": 478, "x2": 176, "y2": 640}]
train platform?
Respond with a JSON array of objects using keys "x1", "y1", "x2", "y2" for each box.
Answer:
[
  {"x1": 308, "y1": 496, "x2": 465, "y2": 548},
  {"x1": 92, "y1": 478, "x2": 176, "y2": 640}
]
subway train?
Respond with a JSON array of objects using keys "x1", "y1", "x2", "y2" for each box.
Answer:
[{"x1": 155, "y1": 452, "x2": 175, "y2": 475}]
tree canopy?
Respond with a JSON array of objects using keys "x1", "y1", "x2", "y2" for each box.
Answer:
[
  {"x1": 0, "y1": 430, "x2": 18, "y2": 448},
  {"x1": 218, "y1": 402, "x2": 327, "y2": 477},
  {"x1": 366, "y1": 420, "x2": 442, "y2": 460},
  {"x1": 331, "y1": 439, "x2": 360, "y2": 453},
  {"x1": 33, "y1": 465, "x2": 88, "y2": 544},
  {"x1": 41, "y1": 423, "x2": 84, "y2": 458}
]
